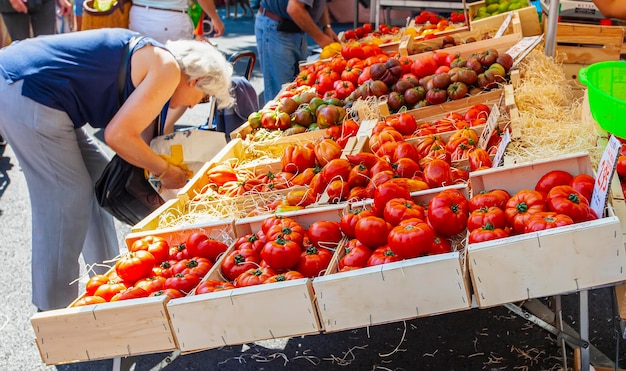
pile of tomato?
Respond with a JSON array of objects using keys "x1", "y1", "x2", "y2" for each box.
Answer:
[
  {"x1": 217, "y1": 217, "x2": 343, "y2": 286},
  {"x1": 73, "y1": 232, "x2": 229, "y2": 306},
  {"x1": 467, "y1": 170, "x2": 597, "y2": 244}
]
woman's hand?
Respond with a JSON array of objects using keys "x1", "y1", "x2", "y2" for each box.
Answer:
[
  {"x1": 10, "y1": 0, "x2": 27, "y2": 13},
  {"x1": 158, "y1": 164, "x2": 188, "y2": 189}
]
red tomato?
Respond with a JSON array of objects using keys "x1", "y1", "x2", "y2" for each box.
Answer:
[
  {"x1": 220, "y1": 248, "x2": 261, "y2": 281},
  {"x1": 314, "y1": 138, "x2": 343, "y2": 166},
  {"x1": 169, "y1": 243, "x2": 191, "y2": 261},
  {"x1": 206, "y1": 164, "x2": 238, "y2": 187},
  {"x1": 307, "y1": 220, "x2": 343, "y2": 249},
  {"x1": 194, "y1": 238, "x2": 229, "y2": 262},
  {"x1": 321, "y1": 158, "x2": 352, "y2": 183},
  {"x1": 467, "y1": 147, "x2": 492, "y2": 171},
  {"x1": 469, "y1": 189, "x2": 511, "y2": 211},
  {"x1": 115, "y1": 250, "x2": 156, "y2": 283},
  {"x1": 393, "y1": 158, "x2": 421, "y2": 179},
  {"x1": 367, "y1": 246, "x2": 402, "y2": 266},
  {"x1": 173, "y1": 257, "x2": 213, "y2": 278},
  {"x1": 153, "y1": 260, "x2": 177, "y2": 278},
  {"x1": 149, "y1": 288, "x2": 184, "y2": 299},
  {"x1": 261, "y1": 237, "x2": 302, "y2": 270},
  {"x1": 110, "y1": 286, "x2": 150, "y2": 302},
  {"x1": 195, "y1": 279, "x2": 236, "y2": 294},
  {"x1": 234, "y1": 267, "x2": 278, "y2": 287},
  {"x1": 546, "y1": 185, "x2": 593, "y2": 222},
  {"x1": 411, "y1": 55, "x2": 438, "y2": 77},
  {"x1": 265, "y1": 218, "x2": 306, "y2": 247},
  {"x1": 524, "y1": 211, "x2": 574, "y2": 232},
  {"x1": 340, "y1": 208, "x2": 374, "y2": 239},
  {"x1": 373, "y1": 182, "x2": 412, "y2": 213},
  {"x1": 264, "y1": 270, "x2": 305, "y2": 283},
  {"x1": 466, "y1": 206, "x2": 507, "y2": 231},
  {"x1": 295, "y1": 246, "x2": 333, "y2": 278},
  {"x1": 281, "y1": 144, "x2": 317, "y2": 174},
  {"x1": 468, "y1": 225, "x2": 510, "y2": 244},
  {"x1": 535, "y1": 170, "x2": 574, "y2": 196},
  {"x1": 130, "y1": 235, "x2": 169, "y2": 263},
  {"x1": 617, "y1": 155, "x2": 626, "y2": 179},
  {"x1": 427, "y1": 188, "x2": 470, "y2": 237},
  {"x1": 72, "y1": 296, "x2": 107, "y2": 307},
  {"x1": 387, "y1": 222, "x2": 434, "y2": 259},
  {"x1": 164, "y1": 273, "x2": 201, "y2": 295},
  {"x1": 355, "y1": 216, "x2": 392, "y2": 249},
  {"x1": 504, "y1": 189, "x2": 547, "y2": 234},
  {"x1": 569, "y1": 174, "x2": 595, "y2": 202},
  {"x1": 383, "y1": 198, "x2": 425, "y2": 226},
  {"x1": 339, "y1": 239, "x2": 372, "y2": 269},
  {"x1": 423, "y1": 158, "x2": 452, "y2": 188},
  {"x1": 429, "y1": 235, "x2": 452, "y2": 255},
  {"x1": 93, "y1": 281, "x2": 127, "y2": 302},
  {"x1": 133, "y1": 276, "x2": 166, "y2": 294},
  {"x1": 85, "y1": 274, "x2": 110, "y2": 296}
]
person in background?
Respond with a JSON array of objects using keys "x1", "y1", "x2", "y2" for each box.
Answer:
[
  {"x1": 255, "y1": 0, "x2": 338, "y2": 103},
  {"x1": 0, "y1": 28, "x2": 233, "y2": 311},
  {"x1": 129, "y1": 0, "x2": 224, "y2": 45},
  {"x1": 0, "y1": 0, "x2": 71, "y2": 40},
  {"x1": 591, "y1": 0, "x2": 626, "y2": 19},
  {"x1": 72, "y1": 0, "x2": 84, "y2": 30}
]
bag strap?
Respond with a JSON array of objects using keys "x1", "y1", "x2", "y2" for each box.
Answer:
[{"x1": 117, "y1": 35, "x2": 166, "y2": 136}]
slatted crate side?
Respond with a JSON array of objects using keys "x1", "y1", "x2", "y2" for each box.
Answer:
[
  {"x1": 31, "y1": 297, "x2": 176, "y2": 365},
  {"x1": 389, "y1": 26, "x2": 471, "y2": 57},
  {"x1": 468, "y1": 2, "x2": 542, "y2": 37},
  {"x1": 408, "y1": 11, "x2": 523, "y2": 63},
  {"x1": 229, "y1": 121, "x2": 328, "y2": 143},
  {"x1": 125, "y1": 218, "x2": 237, "y2": 250},
  {"x1": 132, "y1": 197, "x2": 186, "y2": 233},
  {"x1": 467, "y1": 152, "x2": 626, "y2": 308},
  {"x1": 312, "y1": 184, "x2": 472, "y2": 333}
]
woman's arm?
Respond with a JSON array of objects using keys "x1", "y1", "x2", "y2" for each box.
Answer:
[
  {"x1": 104, "y1": 45, "x2": 187, "y2": 188},
  {"x1": 198, "y1": 0, "x2": 225, "y2": 37}
]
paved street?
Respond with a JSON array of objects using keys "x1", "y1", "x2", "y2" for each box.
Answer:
[{"x1": 0, "y1": 6, "x2": 625, "y2": 371}]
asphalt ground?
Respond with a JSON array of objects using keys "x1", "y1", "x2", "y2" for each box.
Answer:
[{"x1": 1, "y1": 5, "x2": 626, "y2": 371}]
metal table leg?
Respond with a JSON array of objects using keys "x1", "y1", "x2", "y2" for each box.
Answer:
[{"x1": 580, "y1": 290, "x2": 590, "y2": 371}]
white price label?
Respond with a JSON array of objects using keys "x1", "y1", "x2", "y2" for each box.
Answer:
[
  {"x1": 494, "y1": 12, "x2": 513, "y2": 38},
  {"x1": 506, "y1": 35, "x2": 544, "y2": 66},
  {"x1": 591, "y1": 135, "x2": 621, "y2": 217},
  {"x1": 478, "y1": 104, "x2": 501, "y2": 150},
  {"x1": 491, "y1": 129, "x2": 510, "y2": 168}
]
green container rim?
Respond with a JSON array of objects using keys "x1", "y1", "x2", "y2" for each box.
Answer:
[{"x1": 579, "y1": 61, "x2": 626, "y2": 103}]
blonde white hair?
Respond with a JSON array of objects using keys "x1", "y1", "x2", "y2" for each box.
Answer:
[{"x1": 166, "y1": 39, "x2": 234, "y2": 109}]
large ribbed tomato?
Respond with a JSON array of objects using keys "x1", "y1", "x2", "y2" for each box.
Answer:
[
  {"x1": 115, "y1": 250, "x2": 156, "y2": 283},
  {"x1": 427, "y1": 188, "x2": 469, "y2": 237},
  {"x1": 281, "y1": 144, "x2": 317, "y2": 174},
  {"x1": 504, "y1": 189, "x2": 547, "y2": 234},
  {"x1": 387, "y1": 222, "x2": 434, "y2": 259}
]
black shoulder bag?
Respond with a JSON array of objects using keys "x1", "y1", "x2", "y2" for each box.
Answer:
[{"x1": 94, "y1": 36, "x2": 165, "y2": 226}]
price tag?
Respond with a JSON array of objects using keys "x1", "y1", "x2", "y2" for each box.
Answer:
[
  {"x1": 506, "y1": 35, "x2": 544, "y2": 66},
  {"x1": 590, "y1": 135, "x2": 621, "y2": 217},
  {"x1": 494, "y1": 12, "x2": 513, "y2": 38},
  {"x1": 491, "y1": 129, "x2": 510, "y2": 168},
  {"x1": 478, "y1": 104, "x2": 500, "y2": 149}
]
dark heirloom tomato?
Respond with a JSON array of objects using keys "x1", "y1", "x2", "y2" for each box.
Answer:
[
  {"x1": 339, "y1": 239, "x2": 372, "y2": 269},
  {"x1": 504, "y1": 189, "x2": 547, "y2": 234},
  {"x1": 546, "y1": 185, "x2": 593, "y2": 222},
  {"x1": 524, "y1": 211, "x2": 574, "y2": 232},
  {"x1": 383, "y1": 198, "x2": 425, "y2": 226},
  {"x1": 535, "y1": 170, "x2": 574, "y2": 196},
  {"x1": 387, "y1": 222, "x2": 434, "y2": 259},
  {"x1": 427, "y1": 188, "x2": 470, "y2": 237},
  {"x1": 367, "y1": 246, "x2": 402, "y2": 266}
]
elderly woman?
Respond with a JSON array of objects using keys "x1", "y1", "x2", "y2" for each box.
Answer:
[{"x1": 0, "y1": 28, "x2": 233, "y2": 311}]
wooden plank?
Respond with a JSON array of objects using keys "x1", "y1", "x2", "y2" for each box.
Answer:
[
  {"x1": 467, "y1": 153, "x2": 626, "y2": 308},
  {"x1": 31, "y1": 297, "x2": 176, "y2": 365},
  {"x1": 543, "y1": 21, "x2": 624, "y2": 65},
  {"x1": 468, "y1": 3, "x2": 542, "y2": 37}
]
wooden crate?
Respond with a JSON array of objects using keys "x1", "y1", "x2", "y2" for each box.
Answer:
[
  {"x1": 542, "y1": 20, "x2": 624, "y2": 86},
  {"x1": 407, "y1": 10, "x2": 523, "y2": 63},
  {"x1": 468, "y1": 2, "x2": 542, "y2": 37},
  {"x1": 167, "y1": 205, "x2": 348, "y2": 353},
  {"x1": 467, "y1": 152, "x2": 626, "y2": 308},
  {"x1": 31, "y1": 220, "x2": 236, "y2": 365},
  {"x1": 312, "y1": 184, "x2": 472, "y2": 333}
]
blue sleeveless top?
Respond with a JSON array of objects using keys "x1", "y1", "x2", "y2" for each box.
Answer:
[{"x1": 0, "y1": 28, "x2": 169, "y2": 129}]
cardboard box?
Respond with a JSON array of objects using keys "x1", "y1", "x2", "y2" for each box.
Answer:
[{"x1": 467, "y1": 152, "x2": 626, "y2": 308}]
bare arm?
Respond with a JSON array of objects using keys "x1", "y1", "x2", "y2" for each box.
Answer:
[
  {"x1": 592, "y1": 0, "x2": 626, "y2": 19},
  {"x1": 286, "y1": 0, "x2": 336, "y2": 47},
  {"x1": 103, "y1": 46, "x2": 187, "y2": 188},
  {"x1": 197, "y1": 0, "x2": 225, "y2": 37}
]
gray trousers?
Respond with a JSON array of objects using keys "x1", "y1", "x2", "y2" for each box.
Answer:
[
  {"x1": 0, "y1": 0, "x2": 57, "y2": 41},
  {"x1": 0, "y1": 79, "x2": 120, "y2": 310}
]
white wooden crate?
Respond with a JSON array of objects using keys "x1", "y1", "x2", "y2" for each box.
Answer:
[
  {"x1": 468, "y1": 152, "x2": 626, "y2": 308},
  {"x1": 312, "y1": 184, "x2": 472, "y2": 333},
  {"x1": 168, "y1": 205, "x2": 349, "y2": 353}
]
